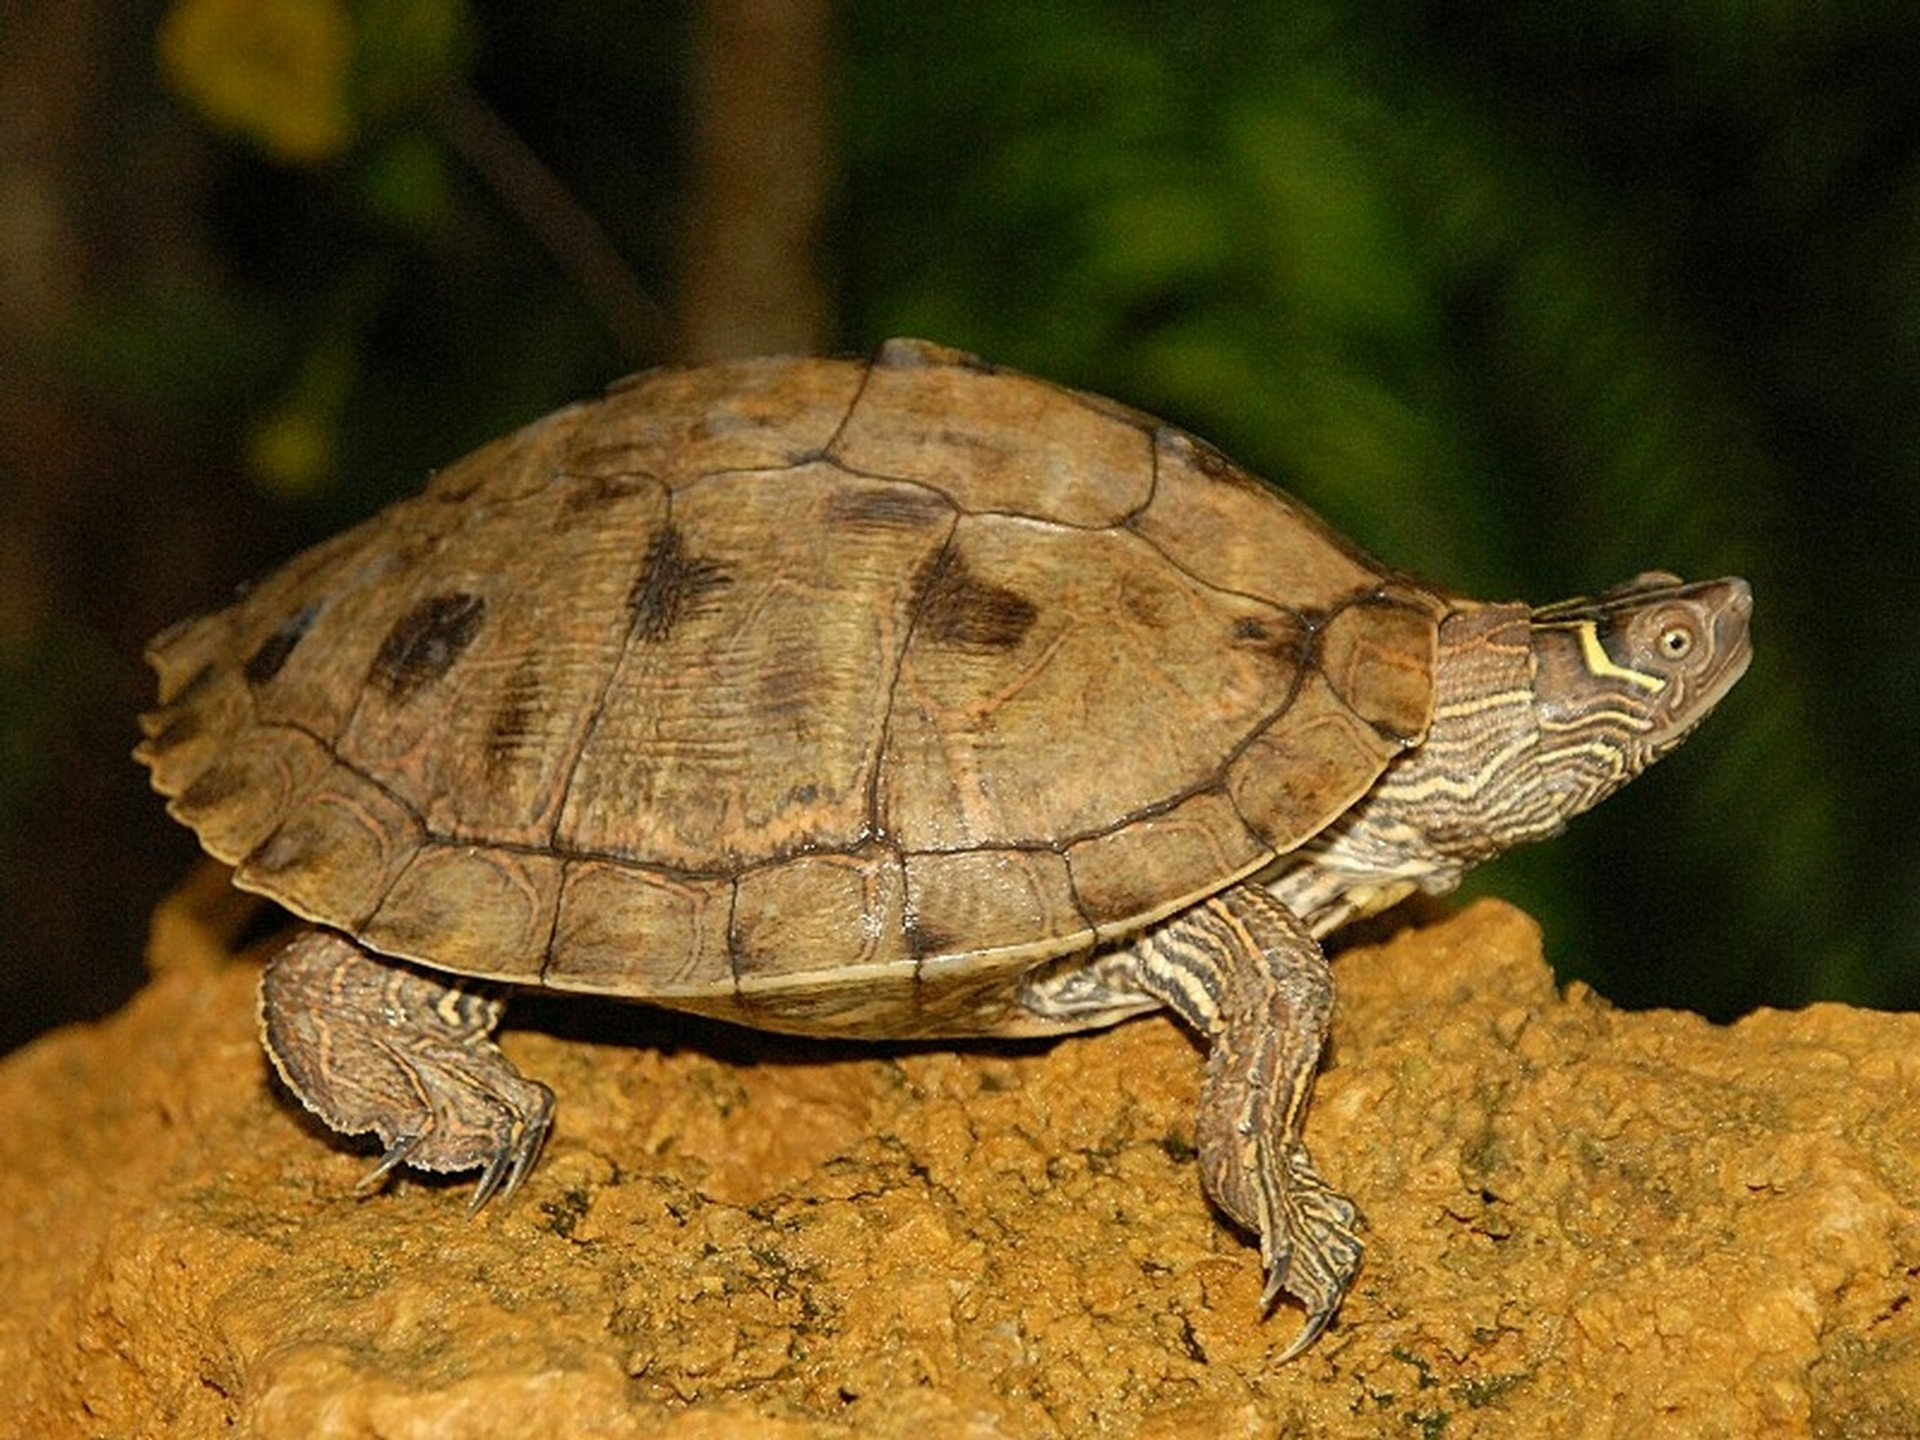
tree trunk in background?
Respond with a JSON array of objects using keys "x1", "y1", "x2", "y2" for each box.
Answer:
[
  {"x1": 675, "y1": 0, "x2": 835, "y2": 361},
  {"x1": 0, "y1": 0, "x2": 99, "y2": 641},
  {"x1": 0, "y1": 0, "x2": 273, "y2": 1055}
]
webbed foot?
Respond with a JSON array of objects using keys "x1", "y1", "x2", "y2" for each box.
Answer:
[
  {"x1": 261, "y1": 928, "x2": 554, "y2": 1208},
  {"x1": 1259, "y1": 1139, "x2": 1364, "y2": 1363}
]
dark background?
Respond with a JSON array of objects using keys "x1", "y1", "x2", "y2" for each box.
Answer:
[{"x1": 4, "y1": 1, "x2": 1915, "y2": 1056}]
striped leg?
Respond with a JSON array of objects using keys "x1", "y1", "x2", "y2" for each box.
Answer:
[
  {"x1": 260, "y1": 929, "x2": 554, "y2": 1211},
  {"x1": 1025, "y1": 882, "x2": 1360, "y2": 1359}
]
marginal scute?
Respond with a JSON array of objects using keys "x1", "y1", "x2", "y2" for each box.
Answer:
[
  {"x1": 730, "y1": 846, "x2": 912, "y2": 986},
  {"x1": 165, "y1": 726, "x2": 332, "y2": 865},
  {"x1": 1065, "y1": 788, "x2": 1274, "y2": 934},
  {"x1": 902, "y1": 847, "x2": 1092, "y2": 964},
  {"x1": 1316, "y1": 587, "x2": 1439, "y2": 744},
  {"x1": 236, "y1": 764, "x2": 424, "y2": 927},
  {"x1": 135, "y1": 656, "x2": 251, "y2": 799},
  {"x1": 359, "y1": 843, "x2": 562, "y2": 982},
  {"x1": 135, "y1": 704, "x2": 201, "y2": 757},
  {"x1": 546, "y1": 860, "x2": 734, "y2": 996},
  {"x1": 168, "y1": 759, "x2": 254, "y2": 830}
]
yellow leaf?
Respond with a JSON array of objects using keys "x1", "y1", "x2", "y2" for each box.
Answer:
[{"x1": 157, "y1": 0, "x2": 355, "y2": 164}]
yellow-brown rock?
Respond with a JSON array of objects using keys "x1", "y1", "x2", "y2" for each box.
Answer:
[{"x1": 4, "y1": 870, "x2": 1918, "y2": 1437}]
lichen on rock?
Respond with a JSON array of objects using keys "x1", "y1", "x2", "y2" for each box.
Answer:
[{"x1": 2, "y1": 869, "x2": 1917, "y2": 1437}]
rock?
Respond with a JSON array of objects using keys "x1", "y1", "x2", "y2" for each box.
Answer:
[{"x1": 4, "y1": 868, "x2": 1918, "y2": 1438}]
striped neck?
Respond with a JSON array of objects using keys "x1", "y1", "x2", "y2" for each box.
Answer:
[{"x1": 1267, "y1": 574, "x2": 1751, "y2": 935}]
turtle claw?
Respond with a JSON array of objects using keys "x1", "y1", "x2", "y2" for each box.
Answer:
[
  {"x1": 1258, "y1": 1228, "x2": 1358, "y2": 1363},
  {"x1": 1271, "y1": 1301, "x2": 1340, "y2": 1366},
  {"x1": 466, "y1": 1092, "x2": 554, "y2": 1215},
  {"x1": 358, "y1": 1133, "x2": 423, "y2": 1195},
  {"x1": 1255, "y1": 1141, "x2": 1364, "y2": 1361},
  {"x1": 349, "y1": 1081, "x2": 553, "y2": 1213}
]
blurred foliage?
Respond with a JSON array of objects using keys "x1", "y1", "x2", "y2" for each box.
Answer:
[
  {"x1": 7, "y1": 1, "x2": 1916, "y2": 1053},
  {"x1": 157, "y1": 0, "x2": 470, "y2": 164},
  {"x1": 158, "y1": 0, "x2": 358, "y2": 163}
]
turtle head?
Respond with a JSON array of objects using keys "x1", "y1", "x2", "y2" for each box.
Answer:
[
  {"x1": 1371, "y1": 572, "x2": 1750, "y2": 866},
  {"x1": 1526, "y1": 572, "x2": 1753, "y2": 817},
  {"x1": 1254, "y1": 572, "x2": 1750, "y2": 929}
]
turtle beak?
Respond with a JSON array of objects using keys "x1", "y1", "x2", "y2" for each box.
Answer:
[
  {"x1": 1701, "y1": 576, "x2": 1754, "y2": 704},
  {"x1": 1642, "y1": 575, "x2": 1752, "y2": 758}
]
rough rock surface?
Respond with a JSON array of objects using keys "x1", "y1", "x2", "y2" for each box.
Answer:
[{"x1": 4, "y1": 869, "x2": 1919, "y2": 1439}]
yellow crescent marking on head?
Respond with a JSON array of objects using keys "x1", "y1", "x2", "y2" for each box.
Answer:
[{"x1": 1553, "y1": 618, "x2": 1667, "y2": 693}]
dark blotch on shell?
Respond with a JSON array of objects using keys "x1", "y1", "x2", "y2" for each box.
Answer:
[
  {"x1": 628, "y1": 525, "x2": 731, "y2": 643},
  {"x1": 368, "y1": 593, "x2": 487, "y2": 702},
  {"x1": 485, "y1": 656, "x2": 546, "y2": 775},
  {"x1": 142, "y1": 708, "x2": 202, "y2": 755},
  {"x1": 826, "y1": 484, "x2": 952, "y2": 533},
  {"x1": 1230, "y1": 611, "x2": 1311, "y2": 665},
  {"x1": 244, "y1": 603, "x2": 322, "y2": 685},
  {"x1": 916, "y1": 547, "x2": 1037, "y2": 652},
  {"x1": 904, "y1": 918, "x2": 961, "y2": 961},
  {"x1": 175, "y1": 761, "x2": 249, "y2": 816}
]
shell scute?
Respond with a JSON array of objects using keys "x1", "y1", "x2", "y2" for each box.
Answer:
[
  {"x1": 1315, "y1": 588, "x2": 1439, "y2": 744},
  {"x1": 166, "y1": 726, "x2": 332, "y2": 864},
  {"x1": 1065, "y1": 787, "x2": 1273, "y2": 935},
  {"x1": 731, "y1": 845, "x2": 912, "y2": 986},
  {"x1": 580, "y1": 354, "x2": 866, "y2": 488},
  {"x1": 236, "y1": 762, "x2": 423, "y2": 926},
  {"x1": 1129, "y1": 428, "x2": 1383, "y2": 611},
  {"x1": 547, "y1": 860, "x2": 734, "y2": 997},
  {"x1": 879, "y1": 516, "x2": 1316, "y2": 854},
  {"x1": 1226, "y1": 671, "x2": 1405, "y2": 853},
  {"x1": 555, "y1": 464, "x2": 951, "y2": 871},
  {"x1": 831, "y1": 339, "x2": 1155, "y2": 527},
  {"x1": 421, "y1": 400, "x2": 593, "y2": 505},
  {"x1": 357, "y1": 843, "x2": 561, "y2": 983},
  {"x1": 334, "y1": 475, "x2": 669, "y2": 847},
  {"x1": 901, "y1": 846, "x2": 1091, "y2": 966}
]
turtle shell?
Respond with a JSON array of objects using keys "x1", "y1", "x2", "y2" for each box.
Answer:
[{"x1": 138, "y1": 339, "x2": 1443, "y2": 1038}]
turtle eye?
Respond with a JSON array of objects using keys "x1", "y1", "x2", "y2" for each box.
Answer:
[{"x1": 1657, "y1": 623, "x2": 1696, "y2": 661}]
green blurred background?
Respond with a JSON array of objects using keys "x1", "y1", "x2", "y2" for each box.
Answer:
[{"x1": 3, "y1": 0, "x2": 1914, "y2": 1056}]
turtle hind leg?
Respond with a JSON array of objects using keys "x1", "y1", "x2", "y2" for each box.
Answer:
[
  {"x1": 260, "y1": 928, "x2": 554, "y2": 1210},
  {"x1": 1026, "y1": 882, "x2": 1361, "y2": 1360}
]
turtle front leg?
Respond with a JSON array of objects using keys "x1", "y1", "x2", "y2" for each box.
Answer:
[
  {"x1": 1024, "y1": 882, "x2": 1360, "y2": 1359},
  {"x1": 260, "y1": 929, "x2": 554, "y2": 1210}
]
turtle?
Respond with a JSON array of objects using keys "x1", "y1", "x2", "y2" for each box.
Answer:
[{"x1": 136, "y1": 337, "x2": 1752, "y2": 1359}]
